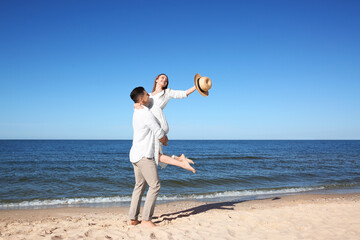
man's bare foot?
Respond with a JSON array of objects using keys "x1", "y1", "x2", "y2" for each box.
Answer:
[
  {"x1": 129, "y1": 219, "x2": 140, "y2": 225},
  {"x1": 180, "y1": 154, "x2": 194, "y2": 165},
  {"x1": 179, "y1": 154, "x2": 196, "y2": 173},
  {"x1": 141, "y1": 220, "x2": 156, "y2": 228}
]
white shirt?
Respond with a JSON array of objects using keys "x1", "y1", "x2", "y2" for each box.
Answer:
[
  {"x1": 129, "y1": 106, "x2": 165, "y2": 163},
  {"x1": 148, "y1": 89, "x2": 187, "y2": 134}
]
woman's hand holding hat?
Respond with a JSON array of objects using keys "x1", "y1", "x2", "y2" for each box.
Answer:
[{"x1": 194, "y1": 73, "x2": 212, "y2": 97}]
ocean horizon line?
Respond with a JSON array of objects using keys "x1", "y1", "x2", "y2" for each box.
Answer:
[{"x1": 1, "y1": 139, "x2": 359, "y2": 141}]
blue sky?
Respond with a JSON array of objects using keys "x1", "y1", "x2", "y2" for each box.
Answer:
[{"x1": 1, "y1": 0, "x2": 359, "y2": 139}]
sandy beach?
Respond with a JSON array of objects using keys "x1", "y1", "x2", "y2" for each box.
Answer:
[{"x1": 0, "y1": 193, "x2": 359, "y2": 240}]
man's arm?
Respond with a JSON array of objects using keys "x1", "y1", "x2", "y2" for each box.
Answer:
[{"x1": 143, "y1": 110, "x2": 165, "y2": 140}]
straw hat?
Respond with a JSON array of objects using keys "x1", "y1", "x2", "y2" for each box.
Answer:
[{"x1": 194, "y1": 73, "x2": 212, "y2": 97}]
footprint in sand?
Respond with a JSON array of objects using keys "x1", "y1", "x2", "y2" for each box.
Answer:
[{"x1": 51, "y1": 235, "x2": 63, "y2": 240}]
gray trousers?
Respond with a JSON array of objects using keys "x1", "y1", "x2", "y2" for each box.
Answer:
[{"x1": 129, "y1": 157, "x2": 160, "y2": 221}]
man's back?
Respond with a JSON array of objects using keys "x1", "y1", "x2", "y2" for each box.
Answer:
[{"x1": 129, "y1": 106, "x2": 164, "y2": 163}]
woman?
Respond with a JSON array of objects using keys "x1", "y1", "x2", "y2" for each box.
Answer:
[{"x1": 136, "y1": 73, "x2": 197, "y2": 173}]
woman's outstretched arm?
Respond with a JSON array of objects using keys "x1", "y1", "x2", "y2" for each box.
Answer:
[{"x1": 186, "y1": 86, "x2": 197, "y2": 96}]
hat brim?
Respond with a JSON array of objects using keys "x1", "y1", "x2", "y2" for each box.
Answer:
[{"x1": 194, "y1": 73, "x2": 209, "y2": 97}]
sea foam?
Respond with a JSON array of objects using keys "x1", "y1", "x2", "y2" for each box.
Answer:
[{"x1": 0, "y1": 186, "x2": 324, "y2": 209}]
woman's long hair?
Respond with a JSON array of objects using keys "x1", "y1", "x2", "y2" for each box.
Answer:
[{"x1": 152, "y1": 73, "x2": 169, "y2": 93}]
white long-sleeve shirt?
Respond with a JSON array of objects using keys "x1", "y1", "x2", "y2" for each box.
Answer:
[
  {"x1": 148, "y1": 89, "x2": 188, "y2": 134},
  {"x1": 129, "y1": 106, "x2": 165, "y2": 163}
]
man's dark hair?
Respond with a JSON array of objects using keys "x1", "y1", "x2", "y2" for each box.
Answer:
[{"x1": 130, "y1": 86, "x2": 145, "y2": 103}]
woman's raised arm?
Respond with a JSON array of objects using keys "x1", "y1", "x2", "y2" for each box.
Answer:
[{"x1": 186, "y1": 86, "x2": 196, "y2": 96}]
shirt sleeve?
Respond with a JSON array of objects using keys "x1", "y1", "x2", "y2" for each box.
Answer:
[
  {"x1": 167, "y1": 89, "x2": 188, "y2": 99},
  {"x1": 144, "y1": 110, "x2": 165, "y2": 140}
]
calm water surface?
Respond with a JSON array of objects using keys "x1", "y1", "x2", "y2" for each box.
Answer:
[{"x1": 1, "y1": 140, "x2": 359, "y2": 209}]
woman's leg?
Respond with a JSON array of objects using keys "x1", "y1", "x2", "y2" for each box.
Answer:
[
  {"x1": 173, "y1": 154, "x2": 194, "y2": 165},
  {"x1": 158, "y1": 154, "x2": 196, "y2": 173}
]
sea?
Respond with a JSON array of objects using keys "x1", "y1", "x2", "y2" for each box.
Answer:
[{"x1": 1, "y1": 140, "x2": 359, "y2": 210}]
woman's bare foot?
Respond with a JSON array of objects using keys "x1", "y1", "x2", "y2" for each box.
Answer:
[
  {"x1": 180, "y1": 154, "x2": 194, "y2": 165},
  {"x1": 141, "y1": 220, "x2": 156, "y2": 228},
  {"x1": 179, "y1": 154, "x2": 196, "y2": 173}
]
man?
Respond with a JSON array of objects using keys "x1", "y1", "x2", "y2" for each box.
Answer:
[{"x1": 128, "y1": 86, "x2": 168, "y2": 227}]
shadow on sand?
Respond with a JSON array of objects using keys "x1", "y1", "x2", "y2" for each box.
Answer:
[
  {"x1": 153, "y1": 197, "x2": 281, "y2": 224},
  {"x1": 153, "y1": 200, "x2": 241, "y2": 224}
]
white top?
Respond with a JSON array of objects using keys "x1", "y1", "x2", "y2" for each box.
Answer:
[
  {"x1": 147, "y1": 89, "x2": 187, "y2": 167},
  {"x1": 129, "y1": 106, "x2": 165, "y2": 163},
  {"x1": 148, "y1": 88, "x2": 188, "y2": 134}
]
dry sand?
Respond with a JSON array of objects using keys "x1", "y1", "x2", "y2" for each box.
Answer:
[{"x1": 1, "y1": 193, "x2": 360, "y2": 240}]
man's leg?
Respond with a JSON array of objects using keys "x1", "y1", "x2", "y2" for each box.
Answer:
[
  {"x1": 128, "y1": 161, "x2": 146, "y2": 222},
  {"x1": 136, "y1": 158, "x2": 160, "y2": 222}
]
